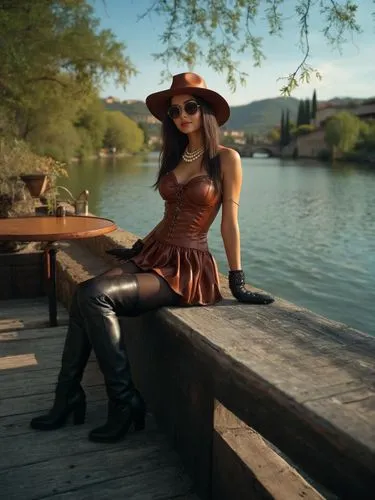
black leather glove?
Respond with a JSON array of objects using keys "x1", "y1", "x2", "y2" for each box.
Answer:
[
  {"x1": 228, "y1": 270, "x2": 274, "y2": 304},
  {"x1": 106, "y1": 239, "x2": 144, "y2": 261}
]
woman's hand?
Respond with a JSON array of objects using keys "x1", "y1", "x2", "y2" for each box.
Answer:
[
  {"x1": 106, "y1": 239, "x2": 144, "y2": 261},
  {"x1": 228, "y1": 270, "x2": 274, "y2": 304}
]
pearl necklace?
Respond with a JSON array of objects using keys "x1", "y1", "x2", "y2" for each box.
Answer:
[{"x1": 182, "y1": 147, "x2": 204, "y2": 163}]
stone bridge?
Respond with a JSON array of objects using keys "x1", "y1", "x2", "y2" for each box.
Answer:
[{"x1": 234, "y1": 143, "x2": 280, "y2": 157}]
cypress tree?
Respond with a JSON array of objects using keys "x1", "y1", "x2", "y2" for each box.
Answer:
[
  {"x1": 297, "y1": 100, "x2": 304, "y2": 127},
  {"x1": 304, "y1": 98, "x2": 311, "y2": 124},
  {"x1": 312, "y1": 89, "x2": 317, "y2": 119},
  {"x1": 285, "y1": 109, "x2": 291, "y2": 145},
  {"x1": 280, "y1": 110, "x2": 285, "y2": 147}
]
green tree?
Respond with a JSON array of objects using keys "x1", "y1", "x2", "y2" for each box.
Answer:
[
  {"x1": 0, "y1": 1, "x2": 135, "y2": 144},
  {"x1": 137, "y1": 122, "x2": 150, "y2": 148},
  {"x1": 296, "y1": 100, "x2": 304, "y2": 127},
  {"x1": 324, "y1": 112, "x2": 361, "y2": 158},
  {"x1": 294, "y1": 124, "x2": 316, "y2": 136},
  {"x1": 75, "y1": 97, "x2": 107, "y2": 153},
  {"x1": 312, "y1": 90, "x2": 318, "y2": 120},
  {"x1": 285, "y1": 110, "x2": 291, "y2": 145},
  {"x1": 304, "y1": 99, "x2": 311, "y2": 125},
  {"x1": 143, "y1": 1, "x2": 366, "y2": 93},
  {"x1": 358, "y1": 122, "x2": 375, "y2": 152},
  {"x1": 29, "y1": 119, "x2": 81, "y2": 162},
  {"x1": 280, "y1": 110, "x2": 285, "y2": 147},
  {"x1": 103, "y1": 112, "x2": 144, "y2": 153},
  {"x1": 267, "y1": 127, "x2": 280, "y2": 144},
  {"x1": 12, "y1": 76, "x2": 85, "y2": 160}
]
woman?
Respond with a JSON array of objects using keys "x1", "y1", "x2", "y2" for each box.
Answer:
[{"x1": 30, "y1": 72, "x2": 274, "y2": 443}]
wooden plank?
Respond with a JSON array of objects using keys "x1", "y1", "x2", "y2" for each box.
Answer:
[
  {"x1": 0, "y1": 409, "x2": 157, "y2": 469},
  {"x1": 212, "y1": 428, "x2": 324, "y2": 500},
  {"x1": 0, "y1": 297, "x2": 69, "y2": 332},
  {"x1": 0, "y1": 384, "x2": 107, "y2": 418},
  {"x1": 165, "y1": 305, "x2": 375, "y2": 444},
  {"x1": 0, "y1": 361, "x2": 100, "y2": 399},
  {"x1": 137, "y1": 301, "x2": 375, "y2": 497},
  {"x1": 0, "y1": 337, "x2": 66, "y2": 374},
  {"x1": 0, "y1": 265, "x2": 198, "y2": 500},
  {"x1": 50, "y1": 467, "x2": 197, "y2": 500},
  {"x1": 0, "y1": 325, "x2": 67, "y2": 341},
  {"x1": 0, "y1": 433, "x2": 193, "y2": 500},
  {"x1": 0, "y1": 353, "x2": 39, "y2": 371},
  {"x1": 0, "y1": 399, "x2": 154, "y2": 439}
]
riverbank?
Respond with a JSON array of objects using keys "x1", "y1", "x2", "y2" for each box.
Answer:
[
  {"x1": 70, "y1": 149, "x2": 153, "y2": 163},
  {"x1": 342, "y1": 150, "x2": 375, "y2": 164}
]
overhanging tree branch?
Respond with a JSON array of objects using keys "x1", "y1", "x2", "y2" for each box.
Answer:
[{"x1": 139, "y1": 0, "x2": 369, "y2": 94}]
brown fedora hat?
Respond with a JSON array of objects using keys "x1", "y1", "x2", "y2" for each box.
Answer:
[{"x1": 146, "y1": 72, "x2": 230, "y2": 126}]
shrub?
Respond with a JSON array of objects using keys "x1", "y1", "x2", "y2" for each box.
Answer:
[{"x1": 294, "y1": 124, "x2": 316, "y2": 136}]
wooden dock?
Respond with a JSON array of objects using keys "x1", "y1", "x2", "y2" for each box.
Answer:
[{"x1": 0, "y1": 298, "x2": 198, "y2": 500}]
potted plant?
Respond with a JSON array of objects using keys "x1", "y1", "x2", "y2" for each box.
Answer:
[
  {"x1": 19, "y1": 173, "x2": 49, "y2": 198},
  {"x1": 1, "y1": 138, "x2": 68, "y2": 213},
  {"x1": 20, "y1": 151, "x2": 68, "y2": 201},
  {"x1": 0, "y1": 136, "x2": 68, "y2": 217}
]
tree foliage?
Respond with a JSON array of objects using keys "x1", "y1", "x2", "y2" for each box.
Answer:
[
  {"x1": 304, "y1": 99, "x2": 311, "y2": 124},
  {"x1": 312, "y1": 90, "x2": 318, "y2": 119},
  {"x1": 0, "y1": 0, "x2": 146, "y2": 160},
  {"x1": 103, "y1": 112, "x2": 144, "y2": 153},
  {"x1": 142, "y1": 0, "x2": 365, "y2": 93},
  {"x1": 0, "y1": 0, "x2": 135, "y2": 110},
  {"x1": 75, "y1": 98, "x2": 107, "y2": 152},
  {"x1": 324, "y1": 111, "x2": 361, "y2": 157},
  {"x1": 357, "y1": 121, "x2": 375, "y2": 152},
  {"x1": 297, "y1": 100, "x2": 304, "y2": 127},
  {"x1": 267, "y1": 127, "x2": 280, "y2": 144},
  {"x1": 294, "y1": 124, "x2": 316, "y2": 136},
  {"x1": 285, "y1": 109, "x2": 291, "y2": 145},
  {"x1": 280, "y1": 110, "x2": 285, "y2": 147}
]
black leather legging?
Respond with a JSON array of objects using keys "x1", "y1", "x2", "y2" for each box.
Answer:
[{"x1": 57, "y1": 262, "x2": 181, "y2": 404}]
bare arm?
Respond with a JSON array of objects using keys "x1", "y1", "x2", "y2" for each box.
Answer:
[
  {"x1": 219, "y1": 148, "x2": 274, "y2": 304},
  {"x1": 220, "y1": 148, "x2": 242, "y2": 271}
]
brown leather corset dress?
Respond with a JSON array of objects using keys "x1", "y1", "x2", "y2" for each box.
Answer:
[{"x1": 130, "y1": 170, "x2": 223, "y2": 305}]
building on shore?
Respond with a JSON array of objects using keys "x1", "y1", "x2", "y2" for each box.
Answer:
[{"x1": 288, "y1": 100, "x2": 375, "y2": 159}]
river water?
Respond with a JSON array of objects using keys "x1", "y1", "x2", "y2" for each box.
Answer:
[{"x1": 64, "y1": 153, "x2": 375, "y2": 336}]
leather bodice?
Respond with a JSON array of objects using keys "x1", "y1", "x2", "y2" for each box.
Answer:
[{"x1": 154, "y1": 170, "x2": 221, "y2": 250}]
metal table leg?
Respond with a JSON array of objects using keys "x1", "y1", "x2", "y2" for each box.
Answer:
[{"x1": 44, "y1": 242, "x2": 59, "y2": 327}]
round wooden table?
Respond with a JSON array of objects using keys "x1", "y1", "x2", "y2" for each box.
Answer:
[{"x1": 0, "y1": 216, "x2": 117, "y2": 326}]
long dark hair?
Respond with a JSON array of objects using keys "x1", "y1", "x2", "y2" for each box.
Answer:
[{"x1": 153, "y1": 96, "x2": 222, "y2": 193}]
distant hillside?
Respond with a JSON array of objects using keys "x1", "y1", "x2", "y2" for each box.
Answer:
[
  {"x1": 102, "y1": 99, "x2": 151, "y2": 118},
  {"x1": 226, "y1": 97, "x2": 300, "y2": 133},
  {"x1": 101, "y1": 95, "x2": 372, "y2": 135},
  {"x1": 320, "y1": 97, "x2": 364, "y2": 107}
]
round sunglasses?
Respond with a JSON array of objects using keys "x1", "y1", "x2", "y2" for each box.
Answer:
[{"x1": 167, "y1": 100, "x2": 201, "y2": 120}]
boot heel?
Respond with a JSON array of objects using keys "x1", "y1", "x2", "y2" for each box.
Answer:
[{"x1": 73, "y1": 400, "x2": 86, "y2": 425}]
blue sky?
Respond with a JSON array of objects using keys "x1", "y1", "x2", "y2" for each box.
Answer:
[{"x1": 91, "y1": 0, "x2": 375, "y2": 106}]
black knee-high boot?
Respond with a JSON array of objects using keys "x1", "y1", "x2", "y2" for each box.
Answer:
[
  {"x1": 77, "y1": 274, "x2": 146, "y2": 443},
  {"x1": 30, "y1": 291, "x2": 91, "y2": 430}
]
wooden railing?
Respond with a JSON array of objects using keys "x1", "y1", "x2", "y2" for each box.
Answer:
[{"x1": 57, "y1": 229, "x2": 375, "y2": 499}]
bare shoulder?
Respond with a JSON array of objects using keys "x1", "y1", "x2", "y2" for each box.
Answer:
[
  {"x1": 218, "y1": 145, "x2": 241, "y2": 163},
  {"x1": 218, "y1": 146, "x2": 242, "y2": 179}
]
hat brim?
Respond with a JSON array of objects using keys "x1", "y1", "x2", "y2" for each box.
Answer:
[{"x1": 146, "y1": 87, "x2": 230, "y2": 126}]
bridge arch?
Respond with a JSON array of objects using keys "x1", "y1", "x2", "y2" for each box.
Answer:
[{"x1": 250, "y1": 147, "x2": 275, "y2": 157}]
